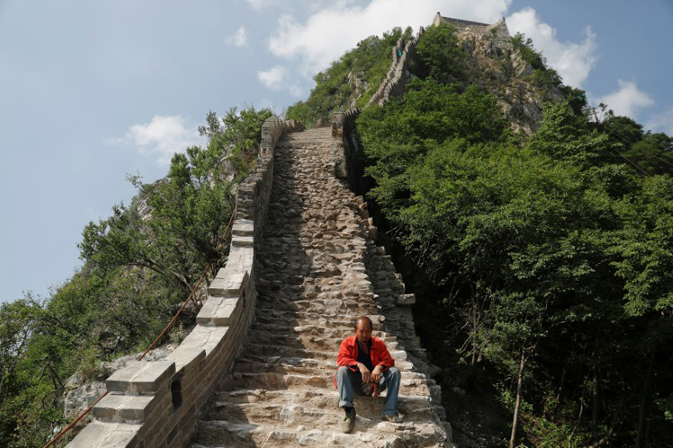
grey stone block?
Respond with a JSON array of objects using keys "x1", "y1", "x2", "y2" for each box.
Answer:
[
  {"x1": 165, "y1": 346, "x2": 205, "y2": 373},
  {"x1": 93, "y1": 394, "x2": 157, "y2": 423},
  {"x1": 106, "y1": 361, "x2": 175, "y2": 395},
  {"x1": 196, "y1": 296, "x2": 239, "y2": 326},
  {"x1": 232, "y1": 220, "x2": 254, "y2": 236},
  {"x1": 66, "y1": 420, "x2": 141, "y2": 448},
  {"x1": 232, "y1": 236, "x2": 254, "y2": 247},
  {"x1": 397, "y1": 293, "x2": 416, "y2": 306},
  {"x1": 172, "y1": 325, "x2": 229, "y2": 358},
  {"x1": 208, "y1": 271, "x2": 249, "y2": 296}
]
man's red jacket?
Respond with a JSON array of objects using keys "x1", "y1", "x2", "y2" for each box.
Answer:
[{"x1": 335, "y1": 335, "x2": 395, "y2": 387}]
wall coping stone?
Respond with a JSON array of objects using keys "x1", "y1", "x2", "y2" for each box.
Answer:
[
  {"x1": 106, "y1": 361, "x2": 175, "y2": 395},
  {"x1": 93, "y1": 395, "x2": 157, "y2": 423}
]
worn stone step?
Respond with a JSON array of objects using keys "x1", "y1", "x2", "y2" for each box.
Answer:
[
  {"x1": 254, "y1": 299, "x2": 378, "y2": 316},
  {"x1": 241, "y1": 343, "x2": 414, "y2": 369},
  {"x1": 209, "y1": 389, "x2": 439, "y2": 421},
  {"x1": 219, "y1": 370, "x2": 432, "y2": 397},
  {"x1": 234, "y1": 354, "x2": 415, "y2": 376},
  {"x1": 219, "y1": 371, "x2": 331, "y2": 392},
  {"x1": 253, "y1": 310, "x2": 386, "y2": 331},
  {"x1": 192, "y1": 417, "x2": 447, "y2": 448},
  {"x1": 249, "y1": 321, "x2": 393, "y2": 342},
  {"x1": 204, "y1": 399, "x2": 440, "y2": 430},
  {"x1": 245, "y1": 330, "x2": 397, "y2": 352}
]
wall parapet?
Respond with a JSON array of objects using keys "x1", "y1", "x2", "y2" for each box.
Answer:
[{"x1": 66, "y1": 117, "x2": 302, "y2": 448}]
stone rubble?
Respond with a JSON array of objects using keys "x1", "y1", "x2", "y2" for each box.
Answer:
[{"x1": 190, "y1": 128, "x2": 452, "y2": 447}]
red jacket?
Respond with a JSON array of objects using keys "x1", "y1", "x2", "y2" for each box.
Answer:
[{"x1": 335, "y1": 335, "x2": 395, "y2": 387}]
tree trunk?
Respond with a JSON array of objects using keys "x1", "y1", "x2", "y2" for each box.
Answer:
[
  {"x1": 592, "y1": 367, "x2": 600, "y2": 444},
  {"x1": 555, "y1": 366, "x2": 566, "y2": 402},
  {"x1": 509, "y1": 351, "x2": 527, "y2": 448},
  {"x1": 470, "y1": 296, "x2": 479, "y2": 367},
  {"x1": 636, "y1": 349, "x2": 656, "y2": 448}
]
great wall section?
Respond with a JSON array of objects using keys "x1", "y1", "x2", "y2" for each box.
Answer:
[{"x1": 65, "y1": 14, "x2": 512, "y2": 448}]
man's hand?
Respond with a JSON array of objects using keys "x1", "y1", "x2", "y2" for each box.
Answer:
[
  {"x1": 357, "y1": 363, "x2": 371, "y2": 383},
  {"x1": 371, "y1": 365, "x2": 383, "y2": 383}
]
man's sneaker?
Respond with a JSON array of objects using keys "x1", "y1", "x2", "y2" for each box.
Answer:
[
  {"x1": 382, "y1": 413, "x2": 403, "y2": 423},
  {"x1": 342, "y1": 407, "x2": 356, "y2": 433}
]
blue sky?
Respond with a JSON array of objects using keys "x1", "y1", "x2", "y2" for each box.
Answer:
[{"x1": 1, "y1": 0, "x2": 672, "y2": 303}]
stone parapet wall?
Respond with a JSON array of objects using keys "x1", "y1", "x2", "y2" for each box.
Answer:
[
  {"x1": 367, "y1": 26, "x2": 425, "y2": 107},
  {"x1": 66, "y1": 117, "x2": 302, "y2": 448}
]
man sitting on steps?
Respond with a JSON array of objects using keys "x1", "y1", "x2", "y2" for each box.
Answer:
[{"x1": 335, "y1": 316, "x2": 402, "y2": 433}]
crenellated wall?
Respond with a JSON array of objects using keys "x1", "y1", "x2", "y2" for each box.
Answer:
[{"x1": 66, "y1": 117, "x2": 303, "y2": 448}]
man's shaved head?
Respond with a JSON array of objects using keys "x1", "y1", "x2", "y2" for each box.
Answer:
[{"x1": 355, "y1": 316, "x2": 373, "y2": 331}]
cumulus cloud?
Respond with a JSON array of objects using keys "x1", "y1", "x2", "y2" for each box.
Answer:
[
  {"x1": 257, "y1": 65, "x2": 287, "y2": 90},
  {"x1": 226, "y1": 26, "x2": 248, "y2": 47},
  {"x1": 647, "y1": 109, "x2": 673, "y2": 135},
  {"x1": 596, "y1": 80, "x2": 654, "y2": 119},
  {"x1": 268, "y1": 0, "x2": 511, "y2": 75},
  {"x1": 506, "y1": 7, "x2": 597, "y2": 87},
  {"x1": 119, "y1": 116, "x2": 202, "y2": 164}
]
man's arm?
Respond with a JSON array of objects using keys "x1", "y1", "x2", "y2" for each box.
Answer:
[
  {"x1": 375, "y1": 339, "x2": 396, "y2": 370},
  {"x1": 336, "y1": 338, "x2": 358, "y2": 368}
]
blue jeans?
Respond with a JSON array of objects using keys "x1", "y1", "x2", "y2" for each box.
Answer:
[{"x1": 336, "y1": 366, "x2": 401, "y2": 417}]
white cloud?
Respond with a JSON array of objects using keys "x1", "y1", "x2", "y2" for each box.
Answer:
[
  {"x1": 596, "y1": 80, "x2": 654, "y2": 119},
  {"x1": 647, "y1": 109, "x2": 673, "y2": 135},
  {"x1": 226, "y1": 26, "x2": 248, "y2": 47},
  {"x1": 268, "y1": 0, "x2": 511, "y2": 76},
  {"x1": 506, "y1": 7, "x2": 597, "y2": 87},
  {"x1": 119, "y1": 116, "x2": 202, "y2": 165},
  {"x1": 246, "y1": 0, "x2": 279, "y2": 11},
  {"x1": 257, "y1": 65, "x2": 287, "y2": 90}
]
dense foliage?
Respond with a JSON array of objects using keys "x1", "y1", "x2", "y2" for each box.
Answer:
[
  {"x1": 356, "y1": 25, "x2": 673, "y2": 447},
  {"x1": 0, "y1": 107, "x2": 271, "y2": 447},
  {"x1": 286, "y1": 27, "x2": 412, "y2": 126}
]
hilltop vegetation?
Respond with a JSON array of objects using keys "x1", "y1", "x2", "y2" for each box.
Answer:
[
  {"x1": 286, "y1": 27, "x2": 412, "y2": 126},
  {"x1": 291, "y1": 22, "x2": 673, "y2": 446},
  {"x1": 0, "y1": 107, "x2": 271, "y2": 447}
]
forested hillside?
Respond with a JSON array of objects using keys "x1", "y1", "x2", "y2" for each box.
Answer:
[{"x1": 289, "y1": 22, "x2": 673, "y2": 447}]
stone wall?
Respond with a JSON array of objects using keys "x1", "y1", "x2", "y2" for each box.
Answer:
[
  {"x1": 367, "y1": 26, "x2": 425, "y2": 107},
  {"x1": 66, "y1": 117, "x2": 302, "y2": 448}
]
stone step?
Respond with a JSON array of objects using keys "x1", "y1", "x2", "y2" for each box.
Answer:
[
  {"x1": 248, "y1": 321, "x2": 394, "y2": 342},
  {"x1": 253, "y1": 302, "x2": 379, "y2": 320},
  {"x1": 218, "y1": 370, "x2": 433, "y2": 397},
  {"x1": 241, "y1": 343, "x2": 414, "y2": 369},
  {"x1": 234, "y1": 355, "x2": 415, "y2": 376},
  {"x1": 245, "y1": 330, "x2": 397, "y2": 352},
  {"x1": 219, "y1": 372, "x2": 331, "y2": 392},
  {"x1": 253, "y1": 310, "x2": 386, "y2": 331},
  {"x1": 203, "y1": 399, "x2": 440, "y2": 430},
  {"x1": 209, "y1": 389, "x2": 438, "y2": 421},
  {"x1": 191, "y1": 417, "x2": 447, "y2": 448}
]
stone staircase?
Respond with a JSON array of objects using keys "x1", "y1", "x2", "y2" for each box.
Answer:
[{"x1": 189, "y1": 128, "x2": 451, "y2": 447}]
